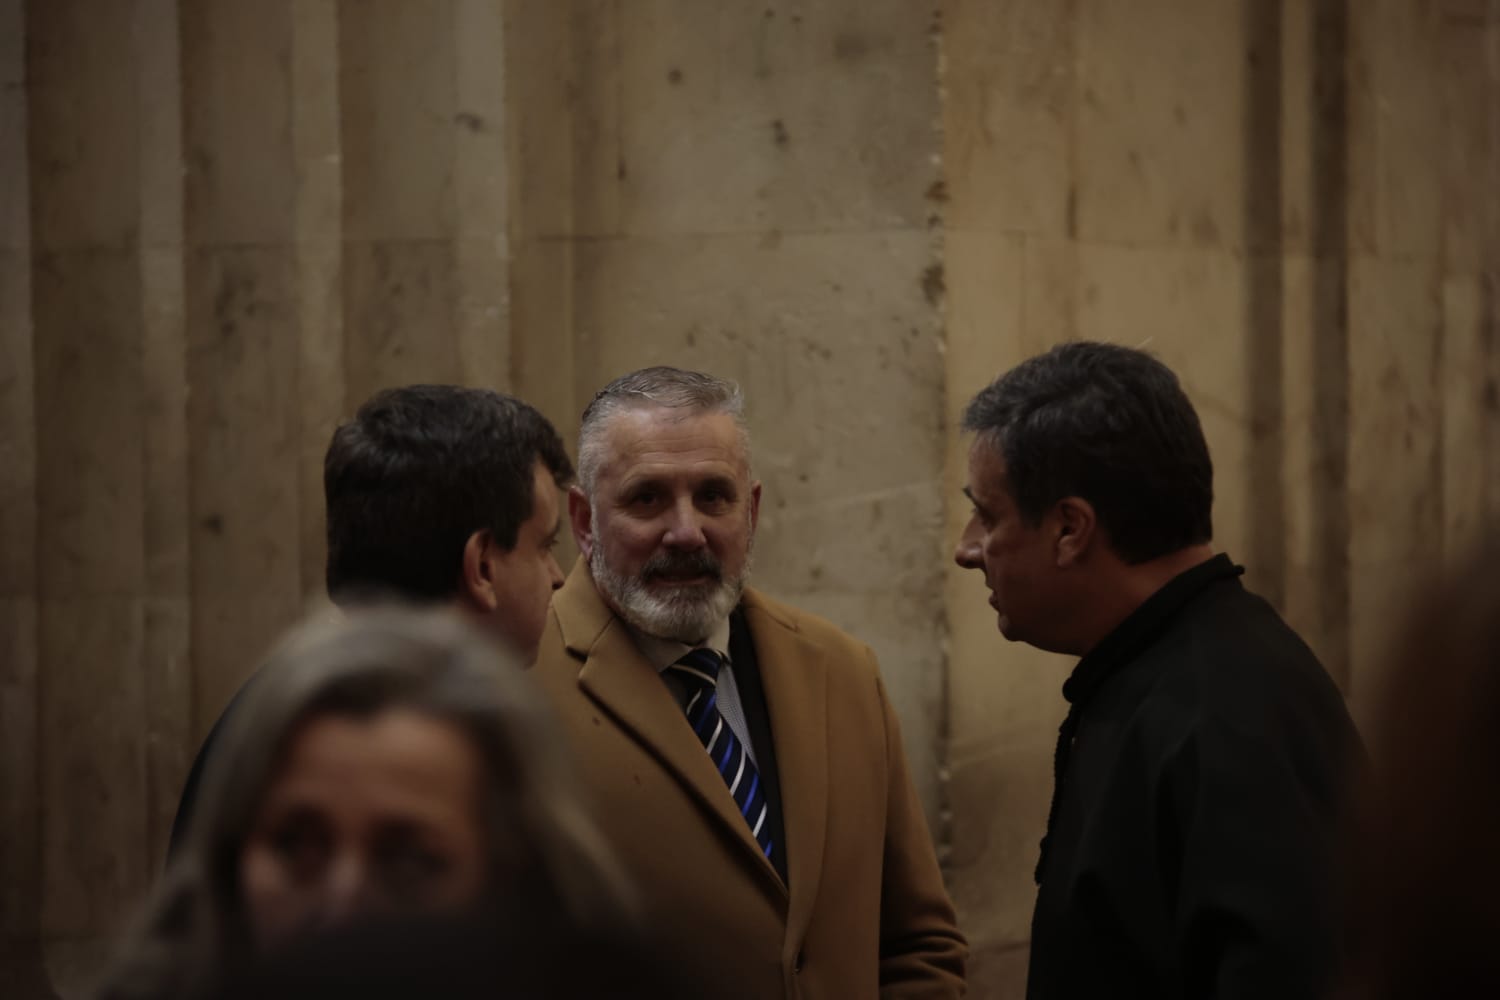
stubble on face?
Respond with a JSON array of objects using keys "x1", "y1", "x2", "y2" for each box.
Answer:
[
  {"x1": 588, "y1": 506, "x2": 752, "y2": 643},
  {"x1": 581, "y1": 407, "x2": 758, "y2": 643}
]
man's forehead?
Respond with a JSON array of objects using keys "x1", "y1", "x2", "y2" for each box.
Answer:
[
  {"x1": 601, "y1": 406, "x2": 748, "y2": 464},
  {"x1": 965, "y1": 436, "x2": 1011, "y2": 492}
]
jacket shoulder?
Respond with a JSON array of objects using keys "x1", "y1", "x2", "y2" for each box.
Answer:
[{"x1": 740, "y1": 588, "x2": 880, "y2": 670}]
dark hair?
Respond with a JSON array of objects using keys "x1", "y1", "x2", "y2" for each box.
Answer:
[
  {"x1": 324, "y1": 385, "x2": 572, "y2": 602},
  {"x1": 962, "y1": 342, "x2": 1213, "y2": 564}
]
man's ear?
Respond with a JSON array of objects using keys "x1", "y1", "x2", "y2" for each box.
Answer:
[
  {"x1": 1053, "y1": 497, "x2": 1097, "y2": 569},
  {"x1": 748, "y1": 480, "x2": 762, "y2": 533},
  {"x1": 460, "y1": 529, "x2": 499, "y2": 612},
  {"x1": 568, "y1": 486, "x2": 595, "y2": 560}
]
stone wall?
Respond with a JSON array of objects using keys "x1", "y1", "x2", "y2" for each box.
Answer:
[{"x1": 1, "y1": 1, "x2": 1497, "y2": 998}]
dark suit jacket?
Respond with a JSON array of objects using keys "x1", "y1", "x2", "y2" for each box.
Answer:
[{"x1": 532, "y1": 560, "x2": 967, "y2": 999}]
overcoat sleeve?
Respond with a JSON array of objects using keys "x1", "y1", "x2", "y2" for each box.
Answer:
[{"x1": 872, "y1": 662, "x2": 969, "y2": 998}]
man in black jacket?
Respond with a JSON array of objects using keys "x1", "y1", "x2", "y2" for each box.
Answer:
[
  {"x1": 954, "y1": 342, "x2": 1360, "y2": 1000},
  {"x1": 168, "y1": 385, "x2": 573, "y2": 853}
]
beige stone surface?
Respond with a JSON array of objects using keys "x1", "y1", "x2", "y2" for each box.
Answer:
[
  {"x1": 1365, "y1": 0, "x2": 1446, "y2": 259},
  {"x1": 33, "y1": 252, "x2": 146, "y2": 598},
  {"x1": 184, "y1": 249, "x2": 303, "y2": 598},
  {"x1": 941, "y1": 0, "x2": 1075, "y2": 237},
  {"x1": 453, "y1": 0, "x2": 510, "y2": 240},
  {"x1": 291, "y1": 0, "x2": 342, "y2": 243},
  {"x1": 295, "y1": 239, "x2": 345, "y2": 598},
  {"x1": 946, "y1": 740, "x2": 1055, "y2": 946},
  {"x1": 1346, "y1": 255, "x2": 1444, "y2": 698},
  {"x1": 609, "y1": 0, "x2": 940, "y2": 236},
  {"x1": 38, "y1": 600, "x2": 148, "y2": 938},
  {"x1": 180, "y1": 0, "x2": 296, "y2": 243},
  {"x1": 342, "y1": 241, "x2": 463, "y2": 400},
  {"x1": 1278, "y1": 255, "x2": 1352, "y2": 685},
  {"x1": 24, "y1": 0, "x2": 139, "y2": 251},
  {"x1": 340, "y1": 0, "x2": 458, "y2": 241},
  {"x1": 503, "y1": 0, "x2": 577, "y2": 241},
  {"x1": 508, "y1": 238, "x2": 580, "y2": 430},
  {"x1": 1438, "y1": 16, "x2": 1500, "y2": 271},
  {"x1": 1441, "y1": 274, "x2": 1491, "y2": 562},
  {"x1": 1075, "y1": 0, "x2": 1245, "y2": 249}
]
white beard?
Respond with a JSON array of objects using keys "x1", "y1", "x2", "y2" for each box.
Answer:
[{"x1": 588, "y1": 512, "x2": 752, "y2": 643}]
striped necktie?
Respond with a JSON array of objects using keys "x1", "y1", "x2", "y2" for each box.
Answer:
[{"x1": 669, "y1": 648, "x2": 774, "y2": 861}]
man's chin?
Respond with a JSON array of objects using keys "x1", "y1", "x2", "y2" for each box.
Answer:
[{"x1": 644, "y1": 579, "x2": 719, "y2": 602}]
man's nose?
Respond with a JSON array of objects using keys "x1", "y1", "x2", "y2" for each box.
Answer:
[
  {"x1": 547, "y1": 552, "x2": 565, "y2": 589},
  {"x1": 954, "y1": 523, "x2": 982, "y2": 569},
  {"x1": 662, "y1": 497, "x2": 707, "y2": 549}
]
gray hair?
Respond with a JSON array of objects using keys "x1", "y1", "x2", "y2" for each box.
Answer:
[
  {"x1": 577, "y1": 366, "x2": 749, "y2": 494},
  {"x1": 96, "y1": 607, "x2": 635, "y2": 1000}
]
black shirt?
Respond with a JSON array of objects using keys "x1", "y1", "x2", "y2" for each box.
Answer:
[{"x1": 1027, "y1": 554, "x2": 1361, "y2": 1000}]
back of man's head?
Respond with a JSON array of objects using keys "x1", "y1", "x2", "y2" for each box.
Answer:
[
  {"x1": 963, "y1": 341, "x2": 1214, "y2": 564},
  {"x1": 324, "y1": 385, "x2": 573, "y2": 603}
]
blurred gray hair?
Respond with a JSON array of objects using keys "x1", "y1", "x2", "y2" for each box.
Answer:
[
  {"x1": 96, "y1": 606, "x2": 636, "y2": 1000},
  {"x1": 577, "y1": 366, "x2": 750, "y2": 494}
]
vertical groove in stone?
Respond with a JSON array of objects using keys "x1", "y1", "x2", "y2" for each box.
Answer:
[
  {"x1": 182, "y1": 0, "x2": 304, "y2": 737},
  {"x1": 293, "y1": 0, "x2": 345, "y2": 604},
  {"x1": 1309, "y1": 0, "x2": 1352, "y2": 689},
  {"x1": 1243, "y1": 0, "x2": 1287, "y2": 609},
  {"x1": 135, "y1": 0, "x2": 192, "y2": 876},
  {"x1": 453, "y1": 0, "x2": 511, "y2": 389},
  {"x1": 505, "y1": 0, "x2": 580, "y2": 437}
]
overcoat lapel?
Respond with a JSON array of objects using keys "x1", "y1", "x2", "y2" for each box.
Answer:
[
  {"x1": 741, "y1": 591, "x2": 829, "y2": 950},
  {"x1": 552, "y1": 560, "x2": 785, "y2": 894}
]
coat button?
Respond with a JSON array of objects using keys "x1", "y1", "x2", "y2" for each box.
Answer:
[{"x1": 793, "y1": 950, "x2": 805, "y2": 974}]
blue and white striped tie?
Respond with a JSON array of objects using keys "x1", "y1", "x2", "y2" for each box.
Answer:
[{"x1": 669, "y1": 648, "x2": 774, "y2": 861}]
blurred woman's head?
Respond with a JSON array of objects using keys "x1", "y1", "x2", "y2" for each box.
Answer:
[{"x1": 99, "y1": 606, "x2": 633, "y2": 999}]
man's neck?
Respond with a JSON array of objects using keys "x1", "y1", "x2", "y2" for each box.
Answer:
[{"x1": 1075, "y1": 544, "x2": 1218, "y2": 656}]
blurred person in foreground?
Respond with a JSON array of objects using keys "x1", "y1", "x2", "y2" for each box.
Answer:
[
  {"x1": 98, "y1": 607, "x2": 663, "y2": 1000},
  {"x1": 954, "y1": 342, "x2": 1361, "y2": 1000},
  {"x1": 170, "y1": 385, "x2": 572, "y2": 852},
  {"x1": 1340, "y1": 538, "x2": 1500, "y2": 1000},
  {"x1": 533, "y1": 366, "x2": 966, "y2": 998}
]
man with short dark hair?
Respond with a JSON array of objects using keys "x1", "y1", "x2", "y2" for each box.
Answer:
[
  {"x1": 954, "y1": 342, "x2": 1360, "y2": 1000},
  {"x1": 322, "y1": 385, "x2": 572, "y2": 661},
  {"x1": 169, "y1": 385, "x2": 572, "y2": 852},
  {"x1": 533, "y1": 366, "x2": 967, "y2": 999}
]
